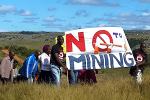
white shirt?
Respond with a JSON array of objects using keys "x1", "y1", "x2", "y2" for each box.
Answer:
[{"x1": 38, "y1": 53, "x2": 51, "y2": 71}]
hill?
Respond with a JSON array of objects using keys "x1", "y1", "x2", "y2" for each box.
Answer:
[
  {"x1": 0, "y1": 30, "x2": 149, "y2": 100},
  {"x1": 0, "y1": 30, "x2": 150, "y2": 60}
]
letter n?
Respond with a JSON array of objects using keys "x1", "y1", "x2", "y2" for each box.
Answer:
[{"x1": 66, "y1": 32, "x2": 85, "y2": 52}]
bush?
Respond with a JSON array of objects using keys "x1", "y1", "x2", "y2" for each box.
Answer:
[
  {"x1": 4, "y1": 45, "x2": 36, "y2": 58},
  {"x1": 128, "y1": 38, "x2": 147, "y2": 48}
]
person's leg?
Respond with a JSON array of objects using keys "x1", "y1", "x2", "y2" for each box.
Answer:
[
  {"x1": 136, "y1": 69, "x2": 142, "y2": 84},
  {"x1": 1, "y1": 78, "x2": 5, "y2": 84},
  {"x1": 78, "y1": 70, "x2": 97, "y2": 84},
  {"x1": 88, "y1": 70, "x2": 97, "y2": 83},
  {"x1": 139, "y1": 65, "x2": 144, "y2": 74},
  {"x1": 45, "y1": 71, "x2": 51, "y2": 83},
  {"x1": 129, "y1": 66, "x2": 137, "y2": 77},
  {"x1": 41, "y1": 70, "x2": 46, "y2": 82},
  {"x1": 1, "y1": 78, "x2": 9, "y2": 84},
  {"x1": 78, "y1": 70, "x2": 86, "y2": 83},
  {"x1": 37, "y1": 71, "x2": 42, "y2": 83},
  {"x1": 68, "y1": 70, "x2": 78, "y2": 85},
  {"x1": 50, "y1": 64, "x2": 61, "y2": 86},
  {"x1": 28, "y1": 77, "x2": 33, "y2": 84},
  {"x1": 74, "y1": 70, "x2": 78, "y2": 83}
]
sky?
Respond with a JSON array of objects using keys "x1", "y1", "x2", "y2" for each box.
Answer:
[{"x1": 0, "y1": 0, "x2": 150, "y2": 32}]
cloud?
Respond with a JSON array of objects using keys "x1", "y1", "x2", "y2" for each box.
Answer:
[
  {"x1": 141, "y1": 10, "x2": 150, "y2": 16},
  {"x1": 43, "y1": 16, "x2": 64, "y2": 23},
  {"x1": 75, "y1": 10, "x2": 89, "y2": 17},
  {"x1": 44, "y1": 16, "x2": 56, "y2": 22},
  {"x1": 17, "y1": 9, "x2": 33, "y2": 16},
  {"x1": 142, "y1": 12, "x2": 150, "y2": 16},
  {"x1": 41, "y1": 22, "x2": 66, "y2": 32},
  {"x1": 22, "y1": 17, "x2": 39, "y2": 23},
  {"x1": 119, "y1": 12, "x2": 132, "y2": 17},
  {"x1": 42, "y1": 16, "x2": 66, "y2": 31},
  {"x1": 98, "y1": 24, "x2": 107, "y2": 27},
  {"x1": 109, "y1": 13, "x2": 150, "y2": 29},
  {"x1": 3, "y1": 19, "x2": 12, "y2": 23},
  {"x1": 86, "y1": 11, "x2": 150, "y2": 30},
  {"x1": 66, "y1": 0, "x2": 119, "y2": 7},
  {"x1": 0, "y1": 5, "x2": 16, "y2": 14},
  {"x1": 42, "y1": 23, "x2": 64, "y2": 28},
  {"x1": 0, "y1": 5, "x2": 34, "y2": 17},
  {"x1": 70, "y1": 0, "x2": 100, "y2": 5},
  {"x1": 41, "y1": 21, "x2": 82, "y2": 32},
  {"x1": 144, "y1": 25, "x2": 150, "y2": 30},
  {"x1": 0, "y1": 28, "x2": 8, "y2": 32},
  {"x1": 48, "y1": 7, "x2": 56, "y2": 11},
  {"x1": 138, "y1": 0, "x2": 150, "y2": 3},
  {"x1": 65, "y1": 23, "x2": 82, "y2": 30}
]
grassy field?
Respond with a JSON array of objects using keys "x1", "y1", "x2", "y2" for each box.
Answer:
[
  {"x1": 0, "y1": 32, "x2": 150, "y2": 100},
  {"x1": 0, "y1": 32, "x2": 57, "y2": 49},
  {"x1": 0, "y1": 67, "x2": 150, "y2": 100}
]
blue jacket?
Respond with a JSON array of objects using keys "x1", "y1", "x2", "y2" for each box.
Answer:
[{"x1": 19, "y1": 53, "x2": 38, "y2": 78}]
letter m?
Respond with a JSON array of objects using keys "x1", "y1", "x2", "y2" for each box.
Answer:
[{"x1": 66, "y1": 32, "x2": 85, "y2": 52}]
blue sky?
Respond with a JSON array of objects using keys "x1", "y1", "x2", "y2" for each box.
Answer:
[{"x1": 0, "y1": 0, "x2": 150, "y2": 32}]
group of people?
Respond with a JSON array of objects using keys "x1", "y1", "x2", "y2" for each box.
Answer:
[
  {"x1": 0, "y1": 35, "x2": 98, "y2": 85},
  {"x1": 18, "y1": 35, "x2": 69, "y2": 86},
  {"x1": 0, "y1": 35, "x2": 148, "y2": 85}
]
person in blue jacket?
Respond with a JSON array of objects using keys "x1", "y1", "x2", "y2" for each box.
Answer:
[{"x1": 19, "y1": 50, "x2": 40, "y2": 83}]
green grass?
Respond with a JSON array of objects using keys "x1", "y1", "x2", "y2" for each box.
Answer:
[
  {"x1": 0, "y1": 33, "x2": 56, "y2": 49},
  {"x1": 0, "y1": 32, "x2": 150, "y2": 100},
  {"x1": 0, "y1": 67, "x2": 150, "y2": 100},
  {"x1": 0, "y1": 39, "x2": 51, "y2": 50}
]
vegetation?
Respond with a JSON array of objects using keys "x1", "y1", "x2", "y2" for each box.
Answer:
[
  {"x1": 0, "y1": 67, "x2": 150, "y2": 100},
  {"x1": 0, "y1": 31, "x2": 150, "y2": 100}
]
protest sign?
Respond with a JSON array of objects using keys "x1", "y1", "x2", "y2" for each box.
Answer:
[{"x1": 65, "y1": 27, "x2": 136, "y2": 70}]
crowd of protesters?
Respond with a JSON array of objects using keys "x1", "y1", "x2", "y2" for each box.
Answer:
[
  {"x1": 0, "y1": 35, "x2": 148, "y2": 85},
  {"x1": 0, "y1": 35, "x2": 98, "y2": 85}
]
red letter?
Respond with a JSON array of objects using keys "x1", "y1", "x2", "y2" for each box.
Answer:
[{"x1": 66, "y1": 32, "x2": 85, "y2": 52}]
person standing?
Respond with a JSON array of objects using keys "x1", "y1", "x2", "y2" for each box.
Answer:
[
  {"x1": 50, "y1": 35, "x2": 67, "y2": 86},
  {"x1": 19, "y1": 50, "x2": 40, "y2": 83},
  {"x1": 129, "y1": 42, "x2": 147, "y2": 84},
  {"x1": 0, "y1": 51, "x2": 15, "y2": 84},
  {"x1": 38, "y1": 45, "x2": 51, "y2": 83}
]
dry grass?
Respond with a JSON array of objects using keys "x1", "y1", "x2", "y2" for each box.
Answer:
[{"x1": 0, "y1": 67, "x2": 150, "y2": 100}]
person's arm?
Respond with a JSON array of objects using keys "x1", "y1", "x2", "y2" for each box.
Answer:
[
  {"x1": 26, "y1": 56, "x2": 33, "y2": 78},
  {"x1": 52, "y1": 45, "x2": 67, "y2": 70},
  {"x1": 136, "y1": 60, "x2": 145, "y2": 66},
  {"x1": 32, "y1": 62, "x2": 38, "y2": 79},
  {"x1": 38, "y1": 55, "x2": 42, "y2": 71}
]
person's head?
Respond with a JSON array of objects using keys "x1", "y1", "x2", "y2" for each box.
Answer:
[
  {"x1": 57, "y1": 35, "x2": 64, "y2": 45},
  {"x1": 42, "y1": 45, "x2": 51, "y2": 54},
  {"x1": 140, "y1": 42, "x2": 146, "y2": 51},
  {"x1": 34, "y1": 50, "x2": 41, "y2": 60},
  {"x1": 9, "y1": 50, "x2": 15, "y2": 60}
]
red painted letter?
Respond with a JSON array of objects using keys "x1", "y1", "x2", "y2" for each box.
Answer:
[{"x1": 66, "y1": 32, "x2": 85, "y2": 52}]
